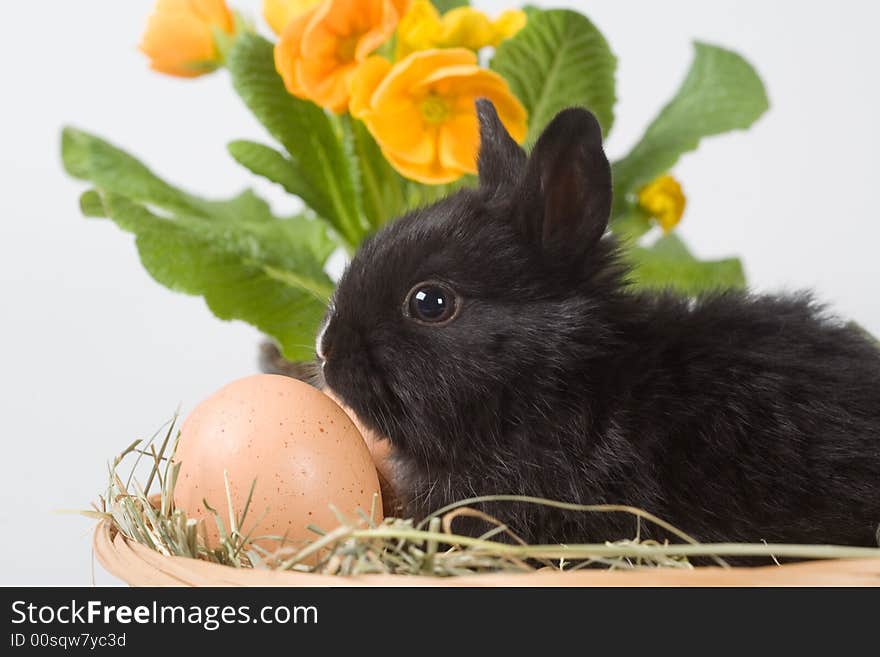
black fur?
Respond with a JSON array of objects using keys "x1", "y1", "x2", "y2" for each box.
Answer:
[{"x1": 319, "y1": 100, "x2": 880, "y2": 550}]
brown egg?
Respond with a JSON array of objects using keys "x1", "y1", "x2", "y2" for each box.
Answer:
[
  {"x1": 173, "y1": 374, "x2": 382, "y2": 554},
  {"x1": 324, "y1": 387, "x2": 402, "y2": 516}
]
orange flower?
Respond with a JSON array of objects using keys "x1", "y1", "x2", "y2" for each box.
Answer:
[
  {"x1": 274, "y1": 0, "x2": 409, "y2": 113},
  {"x1": 350, "y1": 49, "x2": 527, "y2": 184},
  {"x1": 263, "y1": 0, "x2": 322, "y2": 35},
  {"x1": 140, "y1": 0, "x2": 236, "y2": 78}
]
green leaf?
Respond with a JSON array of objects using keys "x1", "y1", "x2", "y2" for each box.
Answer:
[
  {"x1": 609, "y1": 206, "x2": 652, "y2": 243},
  {"x1": 79, "y1": 189, "x2": 106, "y2": 218},
  {"x1": 847, "y1": 322, "x2": 880, "y2": 347},
  {"x1": 491, "y1": 8, "x2": 617, "y2": 142},
  {"x1": 627, "y1": 234, "x2": 746, "y2": 296},
  {"x1": 227, "y1": 139, "x2": 338, "y2": 222},
  {"x1": 97, "y1": 191, "x2": 334, "y2": 362},
  {"x1": 61, "y1": 127, "x2": 336, "y2": 360},
  {"x1": 226, "y1": 33, "x2": 365, "y2": 247},
  {"x1": 62, "y1": 127, "x2": 285, "y2": 226},
  {"x1": 431, "y1": 0, "x2": 469, "y2": 12},
  {"x1": 612, "y1": 42, "x2": 769, "y2": 217},
  {"x1": 196, "y1": 189, "x2": 276, "y2": 224},
  {"x1": 62, "y1": 127, "x2": 202, "y2": 217},
  {"x1": 343, "y1": 117, "x2": 408, "y2": 230}
]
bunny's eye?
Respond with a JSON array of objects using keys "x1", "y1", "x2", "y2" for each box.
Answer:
[{"x1": 404, "y1": 282, "x2": 460, "y2": 325}]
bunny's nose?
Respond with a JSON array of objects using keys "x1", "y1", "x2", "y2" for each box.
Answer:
[{"x1": 318, "y1": 317, "x2": 366, "y2": 365}]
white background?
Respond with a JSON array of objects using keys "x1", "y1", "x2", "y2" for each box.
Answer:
[{"x1": 1, "y1": 0, "x2": 878, "y2": 585}]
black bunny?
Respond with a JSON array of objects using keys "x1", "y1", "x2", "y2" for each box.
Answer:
[{"x1": 318, "y1": 100, "x2": 880, "y2": 551}]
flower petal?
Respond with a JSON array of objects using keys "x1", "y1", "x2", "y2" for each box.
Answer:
[
  {"x1": 355, "y1": 0, "x2": 402, "y2": 60},
  {"x1": 319, "y1": 0, "x2": 374, "y2": 34},
  {"x1": 438, "y1": 8, "x2": 495, "y2": 50},
  {"x1": 638, "y1": 175, "x2": 686, "y2": 233},
  {"x1": 413, "y1": 63, "x2": 496, "y2": 92},
  {"x1": 371, "y1": 49, "x2": 476, "y2": 107},
  {"x1": 274, "y1": 9, "x2": 315, "y2": 96},
  {"x1": 356, "y1": 46, "x2": 525, "y2": 183},
  {"x1": 299, "y1": 3, "x2": 344, "y2": 59},
  {"x1": 189, "y1": 0, "x2": 234, "y2": 32},
  {"x1": 491, "y1": 9, "x2": 527, "y2": 45},
  {"x1": 395, "y1": 0, "x2": 441, "y2": 58},
  {"x1": 417, "y1": 66, "x2": 528, "y2": 144},
  {"x1": 443, "y1": 71, "x2": 528, "y2": 144},
  {"x1": 300, "y1": 61, "x2": 358, "y2": 113},
  {"x1": 140, "y1": 11, "x2": 217, "y2": 77},
  {"x1": 263, "y1": 0, "x2": 322, "y2": 35},
  {"x1": 349, "y1": 56, "x2": 392, "y2": 118},
  {"x1": 383, "y1": 146, "x2": 463, "y2": 184},
  {"x1": 391, "y1": 0, "x2": 412, "y2": 18},
  {"x1": 438, "y1": 111, "x2": 479, "y2": 173},
  {"x1": 281, "y1": 0, "x2": 402, "y2": 111},
  {"x1": 367, "y1": 105, "x2": 435, "y2": 164}
]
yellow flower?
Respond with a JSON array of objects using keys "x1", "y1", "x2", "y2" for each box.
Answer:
[
  {"x1": 263, "y1": 0, "x2": 323, "y2": 36},
  {"x1": 638, "y1": 175, "x2": 686, "y2": 233},
  {"x1": 350, "y1": 49, "x2": 527, "y2": 184},
  {"x1": 394, "y1": 0, "x2": 439, "y2": 55},
  {"x1": 274, "y1": 0, "x2": 409, "y2": 113},
  {"x1": 139, "y1": 0, "x2": 236, "y2": 78},
  {"x1": 397, "y1": 0, "x2": 526, "y2": 58}
]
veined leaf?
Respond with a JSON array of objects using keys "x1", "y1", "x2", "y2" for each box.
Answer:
[
  {"x1": 63, "y1": 127, "x2": 203, "y2": 217},
  {"x1": 612, "y1": 42, "x2": 769, "y2": 217},
  {"x1": 227, "y1": 139, "x2": 338, "y2": 223},
  {"x1": 226, "y1": 34, "x2": 365, "y2": 247},
  {"x1": 343, "y1": 117, "x2": 408, "y2": 230},
  {"x1": 628, "y1": 233, "x2": 746, "y2": 296},
  {"x1": 98, "y1": 192, "x2": 334, "y2": 361},
  {"x1": 196, "y1": 189, "x2": 278, "y2": 224},
  {"x1": 61, "y1": 127, "x2": 336, "y2": 360},
  {"x1": 62, "y1": 127, "x2": 287, "y2": 226},
  {"x1": 491, "y1": 8, "x2": 617, "y2": 142}
]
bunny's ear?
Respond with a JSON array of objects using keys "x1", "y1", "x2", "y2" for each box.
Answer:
[
  {"x1": 476, "y1": 99, "x2": 526, "y2": 190},
  {"x1": 516, "y1": 108, "x2": 612, "y2": 261}
]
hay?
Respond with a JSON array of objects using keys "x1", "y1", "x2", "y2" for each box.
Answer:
[{"x1": 84, "y1": 416, "x2": 880, "y2": 577}]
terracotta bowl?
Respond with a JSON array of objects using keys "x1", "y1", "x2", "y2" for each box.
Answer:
[{"x1": 93, "y1": 521, "x2": 880, "y2": 587}]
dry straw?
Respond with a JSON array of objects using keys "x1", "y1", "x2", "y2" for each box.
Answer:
[{"x1": 84, "y1": 416, "x2": 880, "y2": 582}]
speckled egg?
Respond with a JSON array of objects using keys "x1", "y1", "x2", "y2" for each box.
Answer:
[
  {"x1": 173, "y1": 374, "x2": 382, "y2": 553},
  {"x1": 324, "y1": 387, "x2": 402, "y2": 516}
]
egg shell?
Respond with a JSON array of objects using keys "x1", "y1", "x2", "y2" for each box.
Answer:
[
  {"x1": 324, "y1": 387, "x2": 403, "y2": 515},
  {"x1": 173, "y1": 374, "x2": 382, "y2": 554}
]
